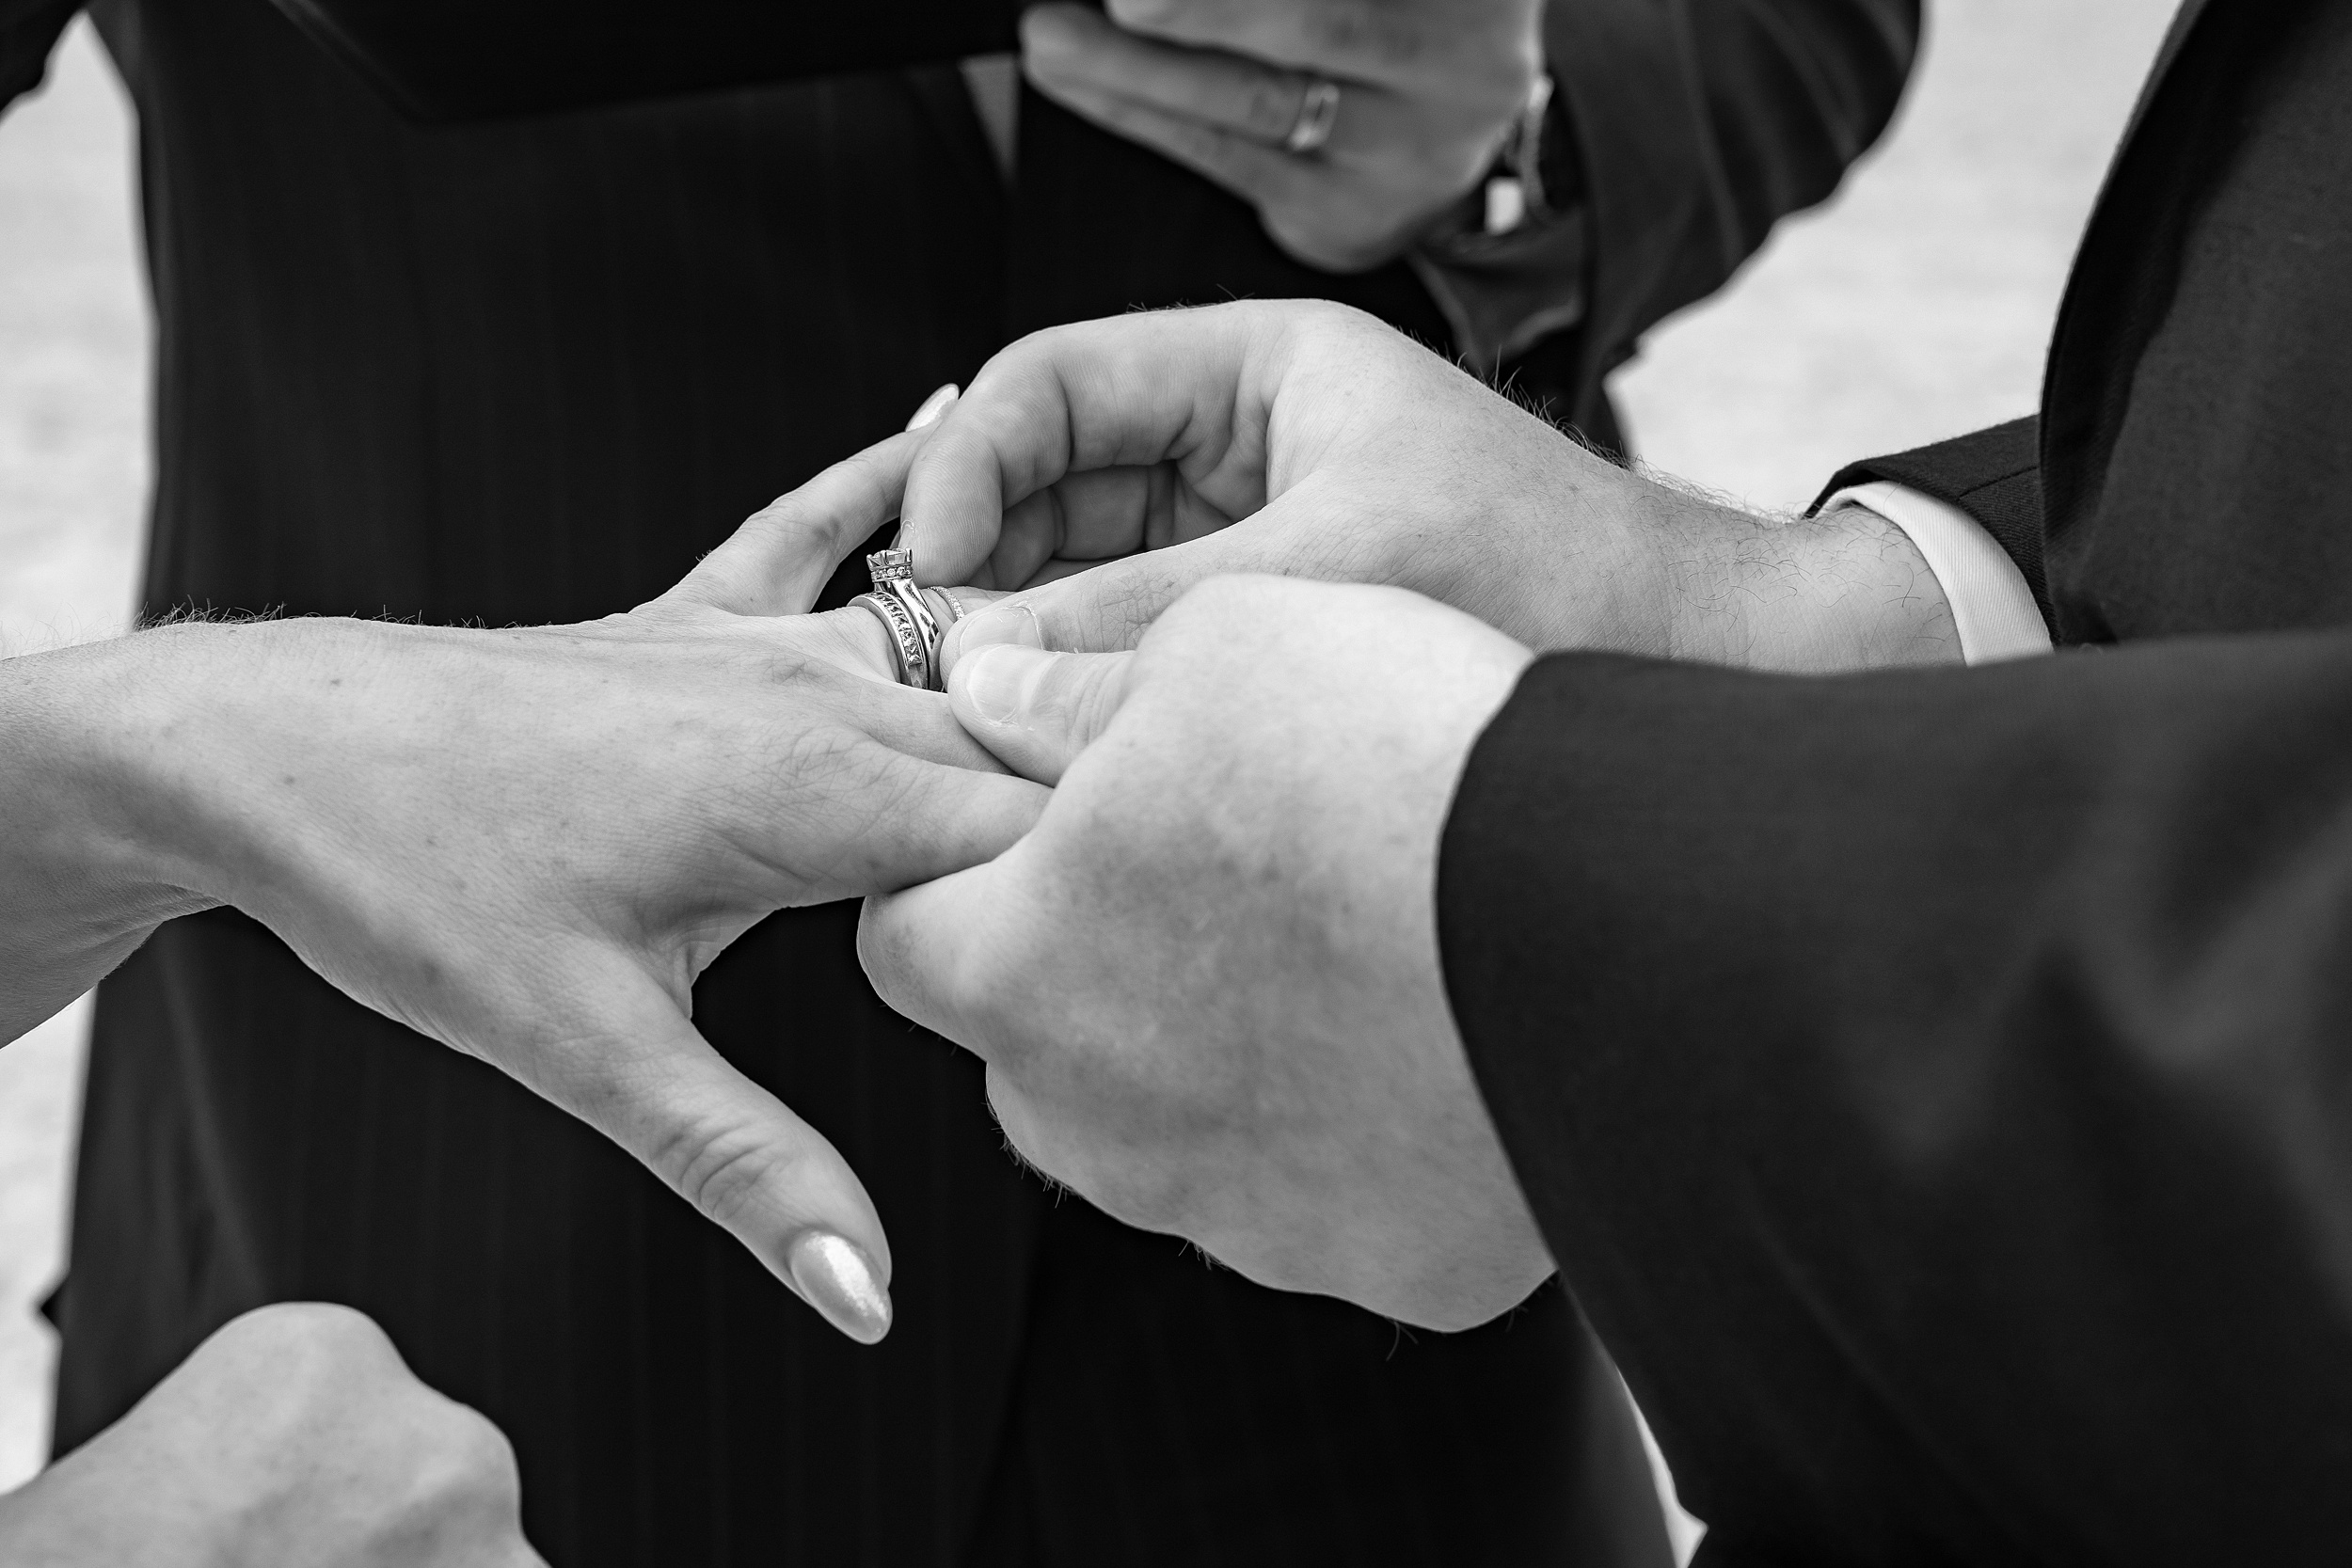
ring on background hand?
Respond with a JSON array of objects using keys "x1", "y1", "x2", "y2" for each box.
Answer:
[{"x1": 1285, "y1": 79, "x2": 1341, "y2": 155}]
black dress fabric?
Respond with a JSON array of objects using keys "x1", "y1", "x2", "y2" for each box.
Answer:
[
  {"x1": 0, "y1": 0, "x2": 1906, "y2": 1560},
  {"x1": 1440, "y1": 1, "x2": 2352, "y2": 1560},
  {"x1": 262, "y1": 0, "x2": 1027, "y2": 119}
]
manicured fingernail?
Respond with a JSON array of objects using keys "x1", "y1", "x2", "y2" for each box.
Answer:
[
  {"x1": 785, "y1": 1231, "x2": 892, "y2": 1345},
  {"x1": 959, "y1": 642, "x2": 1051, "y2": 726},
  {"x1": 905, "y1": 384, "x2": 960, "y2": 432}
]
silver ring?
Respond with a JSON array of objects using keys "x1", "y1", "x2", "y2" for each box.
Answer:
[
  {"x1": 925, "y1": 587, "x2": 971, "y2": 627},
  {"x1": 851, "y1": 592, "x2": 931, "y2": 690},
  {"x1": 866, "y1": 548, "x2": 946, "y2": 689},
  {"x1": 1285, "y1": 79, "x2": 1341, "y2": 155}
]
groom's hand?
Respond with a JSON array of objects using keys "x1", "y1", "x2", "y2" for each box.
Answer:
[
  {"x1": 896, "y1": 300, "x2": 1958, "y2": 677},
  {"x1": 860, "y1": 575, "x2": 1551, "y2": 1331},
  {"x1": 2, "y1": 429, "x2": 1043, "y2": 1342}
]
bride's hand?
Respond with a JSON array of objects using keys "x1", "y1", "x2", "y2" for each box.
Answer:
[{"x1": 2, "y1": 428, "x2": 1044, "y2": 1344}]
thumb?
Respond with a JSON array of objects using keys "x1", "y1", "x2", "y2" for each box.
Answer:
[
  {"x1": 526, "y1": 954, "x2": 898, "y2": 1344},
  {"x1": 948, "y1": 643, "x2": 1138, "y2": 785}
]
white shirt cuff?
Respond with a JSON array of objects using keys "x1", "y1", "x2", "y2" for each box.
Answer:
[{"x1": 1822, "y1": 480, "x2": 2052, "y2": 665}]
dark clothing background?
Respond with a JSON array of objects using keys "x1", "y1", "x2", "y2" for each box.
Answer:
[
  {"x1": 1441, "y1": 0, "x2": 2352, "y2": 1561},
  {"x1": 0, "y1": 0, "x2": 1909, "y2": 1560}
]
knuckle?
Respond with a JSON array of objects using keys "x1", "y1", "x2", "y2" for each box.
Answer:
[
  {"x1": 1076, "y1": 559, "x2": 1180, "y2": 642},
  {"x1": 1065, "y1": 1148, "x2": 1199, "y2": 1239},
  {"x1": 1164, "y1": 571, "x2": 1276, "y2": 630},
  {"x1": 981, "y1": 1040, "x2": 1200, "y2": 1239},
  {"x1": 388, "y1": 1402, "x2": 525, "y2": 1534},
  {"x1": 1311, "y1": 299, "x2": 1396, "y2": 347},
  {"x1": 436, "y1": 1405, "x2": 524, "y2": 1494},
  {"x1": 227, "y1": 1301, "x2": 394, "y2": 1368},
  {"x1": 982, "y1": 1067, "x2": 1119, "y2": 1208},
  {"x1": 655, "y1": 1113, "x2": 803, "y2": 1232}
]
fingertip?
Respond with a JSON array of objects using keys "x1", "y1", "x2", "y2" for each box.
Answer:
[
  {"x1": 784, "y1": 1229, "x2": 894, "y2": 1344},
  {"x1": 942, "y1": 599, "x2": 1046, "y2": 677},
  {"x1": 944, "y1": 644, "x2": 1136, "y2": 787},
  {"x1": 557, "y1": 983, "x2": 898, "y2": 1342},
  {"x1": 952, "y1": 642, "x2": 1054, "y2": 729},
  {"x1": 906, "y1": 383, "x2": 960, "y2": 432}
]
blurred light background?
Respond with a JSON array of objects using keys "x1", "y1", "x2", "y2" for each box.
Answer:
[{"x1": 0, "y1": 0, "x2": 2177, "y2": 1519}]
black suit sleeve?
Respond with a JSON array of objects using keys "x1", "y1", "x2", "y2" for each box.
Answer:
[
  {"x1": 1535, "y1": 0, "x2": 1920, "y2": 431},
  {"x1": 1437, "y1": 635, "x2": 2352, "y2": 1563},
  {"x1": 0, "y1": 0, "x2": 78, "y2": 109}
]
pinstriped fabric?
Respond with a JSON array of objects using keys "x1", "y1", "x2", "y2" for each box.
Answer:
[
  {"x1": 39, "y1": 0, "x2": 1668, "y2": 1561},
  {"x1": 964, "y1": 1199, "x2": 1668, "y2": 1566}
]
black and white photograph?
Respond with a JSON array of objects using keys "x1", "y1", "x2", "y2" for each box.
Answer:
[{"x1": 8, "y1": 1, "x2": 2338, "y2": 1563}]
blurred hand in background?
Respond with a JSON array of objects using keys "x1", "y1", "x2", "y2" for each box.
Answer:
[
  {"x1": 0, "y1": 1304, "x2": 542, "y2": 1567},
  {"x1": 1019, "y1": 0, "x2": 1542, "y2": 270}
]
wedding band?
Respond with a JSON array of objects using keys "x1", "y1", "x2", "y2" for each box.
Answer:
[
  {"x1": 865, "y1": 548, "x2": 946, "y2": 689},
  {"x1": 851, "y1": 591, "x2": 932, "y2": 690},
  {"x1": 1285, "y1": 79, "x2": 1341, "y2": 155},
  {"x1": 925, "y1": 586, "x2": 972, "y2": 627}
]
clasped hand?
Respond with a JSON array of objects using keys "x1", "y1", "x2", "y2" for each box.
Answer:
[
  {"x1": 853, "y1": 300, "x2": 1957, "y2": 1331},
  {"x1": 864, "y1": 576, "x2": 1555, "y2": 1330}
]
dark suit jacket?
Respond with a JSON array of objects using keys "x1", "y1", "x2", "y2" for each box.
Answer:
[
  {"x1": 0, "y1": 0, "x2": 1907, "y2": 1560},
  {"x1": 1440, "y1": 1, "x2": 2352, "y2": 1560}
]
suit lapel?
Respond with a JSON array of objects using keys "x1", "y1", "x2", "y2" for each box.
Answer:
[{"x1": 2115, "y1": 0, "x2": 2213, "y2": 152}]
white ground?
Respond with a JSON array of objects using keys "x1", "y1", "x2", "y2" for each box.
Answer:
[{"x1": 0, "y1": 3, "x2": 2178, "y2": 1550}]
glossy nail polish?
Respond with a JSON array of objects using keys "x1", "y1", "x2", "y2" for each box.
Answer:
[
  {"x1": 785, "y1": 1230, "x2": 893, "y2": 1345},
  {"x1": 904, "y1": 383, "x2": 960, "y2": 432}
]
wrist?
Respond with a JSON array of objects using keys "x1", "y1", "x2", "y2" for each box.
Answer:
[
  {"x1": 10, "y1": 626, "x2": 270, "y2": 897},
  {"x1": 1631, "y1": 478, "x2": 1962, "y2": 673},
  {"x1": 0, "y1": 629, "x2": 235, "y2": 1037}
]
